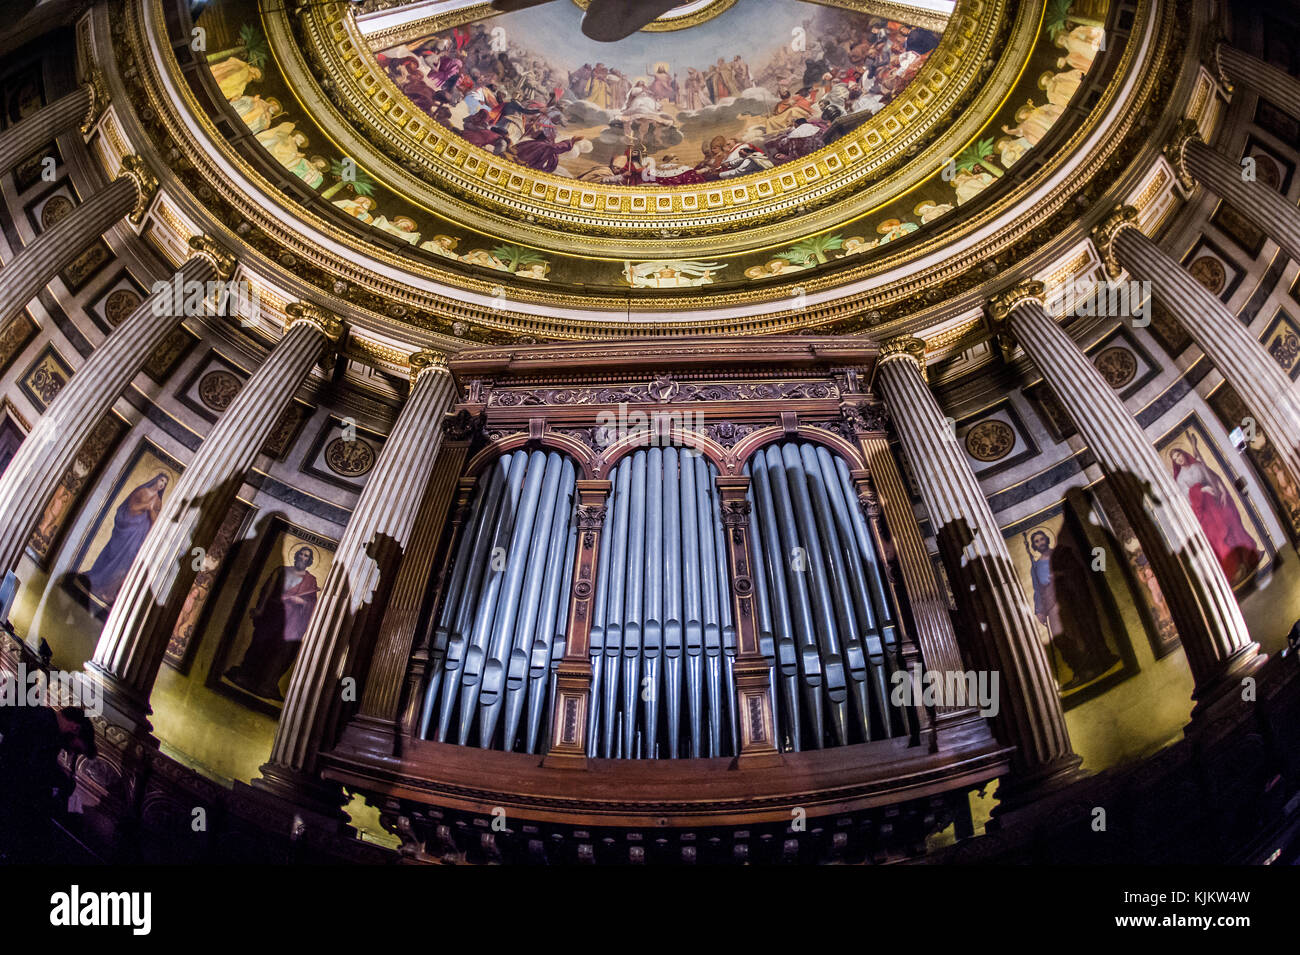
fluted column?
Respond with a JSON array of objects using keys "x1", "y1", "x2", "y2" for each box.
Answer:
[
  {"x1": 87, "y1": 303, "x2": 343, "y2": 734},
  {"x1": 853, "y1": 401, "x2": 970, "y2": 719},
  {"x1": 343, "y1": 410, "x2": 476, "y2": 754},
  {"x1": 874, "y1": 337, "x2": 1080, "y2": 803},
  {"x1": 0, "y1": 155, "x2": 155, "y2": 327},
  {"x1": 1167, "y1": 121, "x2": 1300, "y2": 266},
  {"x1": 257, "y1": 349, "x2": 457, "y2": 805},
  {"x1": 0, "y1": 235, "x2": 235, "y2": 578},
  {"x1": 1095, "y1": 205, "x2": 1300, "y2": 508},
  {"x1": 1217, "y1": 43, "x2": 1300, "y2": 121},
  {"x1": 0, "y1": 83, "x2": 94, "y2": 174},
  {"x1": 992, "y1": 282, "x2": 1259, "y2": 711}
]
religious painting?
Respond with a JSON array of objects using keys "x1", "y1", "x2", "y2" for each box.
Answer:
[
  {"x1": 19, "y1": 344, "x2": 73, "y2": 413},
  {"x1": 1155, "y1": 415, "x2": 1273, "y2": 592},
  {"x1": 0, "y1": 407, "x2": 25, "y2": 476},
  {"x1": 141, "y1": 327, "x2": 198, "y2": 384},
  {"x1": 67, "y1": 441, "x2": 182, "y2": 616},
  {"x1": 209, "y1": 518, "x2": 336, "y2": 713},
  {"x1": 954, "y1": 400, "x2": 1038, "y2": 478},
  {"x1": 1005, "y1": 495, "x2": 1136, "y2": 709},
  {"x1": 0, "y1": 309, "x2": 38, "y2": 377},
  {"x1": 27, "y1": 414, "x2": 127, "y2": 569},
  {"x1": 1209, "y1": 200, "x2": 1266, "y2": 259},
  {"x1": 1242, "y1": 134, "x2": 1295, "y2": 195},
  {"x1": 164, "y1": 498, "x2": 255, "y2": 674},
  {"x1": 1261, "y1": 308, "x2": 1300, "y2": 381},
  {"x1": 89, "y1": 271, "x2": 147, "y2": 335},
  {"x1": 13, "y1": 141, "x2": 59, "y2": 192},
  {"x1": 177, "y1": 351, "x2": 247, "y2": 421},
  {"x1": 375, "y1": 3, "x2": 941, "y2": 183},
  {"x1": 0, "y1": 61, "x2": 44, "y2": 129},
  {"x1": 1207, "y1": 382, "x2": 1300, "y2": 548},
  {"x1": 1254, "y1": 98, "x2": 1300, "y2": 150},
  {"x1": 1087, "y1": 326, "x2": 1159, "y2": 401},
  {"x1": 301, "y1": 416, "x2": 385, "y2": 491},
  {"x1": 1180, "y1": 237, "x2": 1244, "y2": 304},
  {"x1": 1090, "y1": 479, "x2": 1180, "y2": 658}
]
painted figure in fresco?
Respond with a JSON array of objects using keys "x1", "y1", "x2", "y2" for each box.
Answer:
[
  {"x1": 210, "y1": 56, "x2": 262, "y2": 101},
  {"x1": 224, "y1": 545, "x2": 320, "y2": 701},
  {"x1": 230, "y1": 94, "x2": 282, "y2": 134},
  {"x1": 80, "y1": 472, "x2": 169, "y2": 605},
  {"x1": 1169, "y1": 439, "x2": 1262, "y2": 585},
  {"x1": 1023, "y1": 528, "x2": 1120, "y2": 689}
]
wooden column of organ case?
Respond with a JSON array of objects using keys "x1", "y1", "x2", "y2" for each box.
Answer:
[{"x1": 322, "y1": 338, "x2": 1009, "y2": 862}]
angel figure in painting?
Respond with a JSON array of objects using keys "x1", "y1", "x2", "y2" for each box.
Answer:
[
  {"x1": 1169, "y1": 436, "x2": 1262, "y2": 585},
  {"x1": 224, "y1": 546, "x2": 320, "y2": 701}
]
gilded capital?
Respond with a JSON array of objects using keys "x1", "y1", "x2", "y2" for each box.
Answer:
[
  {"x1": 284, "y1": 301, "x2": 344, "y2": 341},
  {"x1": 117, "y1": 154, "x2": 158, "y2": 225},
  {"x1": 1165, "y1": 118, "x2": 1201, "y2": 192},
  {"x1": 986, "y1": 279, "x2": 1046, "y2": 324},
  {"x1": 877, "y1": 335, "x2": 927, "y2": 381},
  {"x1": 1090, "y1": 205, "x2": 1140, "y2": 281},
  {"x1": 1207, "y1": 36, "x2": 1233, "y2": 93},
  {"x1": 187, "y1": 234, "x2": 237, "y2": 280},
  {"x1": 80, "y1": 69, "x2": 108, "y2": 135},
  {"x1": 409, "y1": 347, "x2": 451, "y2": 383}
]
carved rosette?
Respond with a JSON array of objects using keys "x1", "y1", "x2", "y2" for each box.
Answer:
[
  {"x1": 117, "y1": 154, "x2": 158, "y2": 224},
  {"x1": 187, "y1": 234, "x2": 237, "y2": 280},
  {"x1": 876, "y1": 336, "x2": 927, "y2": 383},
  {"x1": 1165, "y1": 118, "x2": 1201, "y2": 192},
  {"x1": 409, "y1": 347, "x2": 451, "y2": 382},
  {"x1": 1090, "y1": 205, "x2": 1140, "y2": 281}
]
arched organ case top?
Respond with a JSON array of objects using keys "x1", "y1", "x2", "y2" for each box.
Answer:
[{"x1": 418, "y1": 438, "x2": 912, "y2": 757}]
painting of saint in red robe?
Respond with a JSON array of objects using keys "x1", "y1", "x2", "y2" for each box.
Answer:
[
  {"x1": 224, "y1": 545, "x2": 319, "y2": 701},
  {"x1": 1169, "y1": 442, "x2": 1262, "y2": 586}
]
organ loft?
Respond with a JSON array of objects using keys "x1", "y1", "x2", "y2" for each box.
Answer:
[{"x1": 0, "y1": 0, "x2": 1298, "y2": 867}]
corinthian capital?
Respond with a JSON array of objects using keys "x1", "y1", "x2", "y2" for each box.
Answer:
[
  {"x1": 1165, "y1": 118, "x2": 1201, "y2": 192},
  {"x1": 985, "y1": 279, "x2": 1047, "y2": 324},
  {"x1": 409, "y1": 347, "x2": 452, "y2": 383},
  {"x1": 284, "y1": 302, "x2": 344, "y2": 341},
  {"x1": 187, "y1": 234, "x2": 237, "y2": 280},
  {"x1": 1090, "y1": 205, "x2": 1140, "y2": 281},
  {"x1": 877, "y1": 335, "x2": 927, "y2": 382},
  {"x1": 117, "y1": 154, "x2": 158, "y2": 225}
]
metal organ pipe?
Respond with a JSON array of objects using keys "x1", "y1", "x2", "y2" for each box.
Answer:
[
  {"x1": 661, "y1": 447, "x2": 684, "y2": 758},
  {"x1": 745, "y1": 440, "x2": 914, "y2": 752},
  {"x1": 642, "y1": 447, "x2": 664, "y2": 758}
]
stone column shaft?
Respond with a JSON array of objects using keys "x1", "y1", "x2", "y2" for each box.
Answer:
[
  {"x1": 1182, "y1": 137, "x2": 1300, "y2": 266},
  {"x1": 88, "y1": 310, "x2": 336, "y2": 729},
  {"x1": 0, "y1": 85, "x2": 93, "y2": 174},
  {"x1": 0, "y1": 241, "x2": 231, "y2": 577},
  {"x1": 875, "y1": 340, "x2": 1079, "y2": 795},
  {"x1": 0, "y1": 174, "x2": 136, "y2": 327},
  {"x1": 1004, "y1": 294, "x2": 1258, "y2": 705},
  {"x1": 1219, "y1": 44, "x2": 1300, "y2": 121},
  {"x1": 260, "y1": 354, "x2": 456, "y2": 796},
  {"x1": 1107, "y1": 214, "x2": 1300, "y2": 504}
]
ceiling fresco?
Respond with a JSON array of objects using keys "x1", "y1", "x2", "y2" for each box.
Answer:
[
  {"x1": 183, "y1": 0, "x2": 1114, "y2": 298},
  {"x1": 372, "y1": 3, "x2": 942, "y2": 184}
]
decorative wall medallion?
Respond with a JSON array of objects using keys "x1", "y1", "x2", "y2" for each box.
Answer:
[
  {"x1": 103, "y1": 288, "x2": 142, "y2": 327},
  {"x1": 1093, "y1": 345, "x2": 1137, "y2": 389},
  {"x1": 1182, "y1": 238, "x2": 1243, "y2": 303},
  {"x1": 1263, "y1": 309, "x2": 1300, "y2": 381},
  {"x1": 197, "y1": 369, "x2": 242, "y2": 412},
  {"x1": 964, "y1": 419, "x2": 1015, "y2": 462},
  {"x1": 1187, "y1": 255, "x2": 1225, "y2": 295},
  {"x1": 324, "y1": 436, "x2": 376, "y2": 476},
  {"x1": 39, "y1": 194, "x2": 73, "y2": 229}
]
